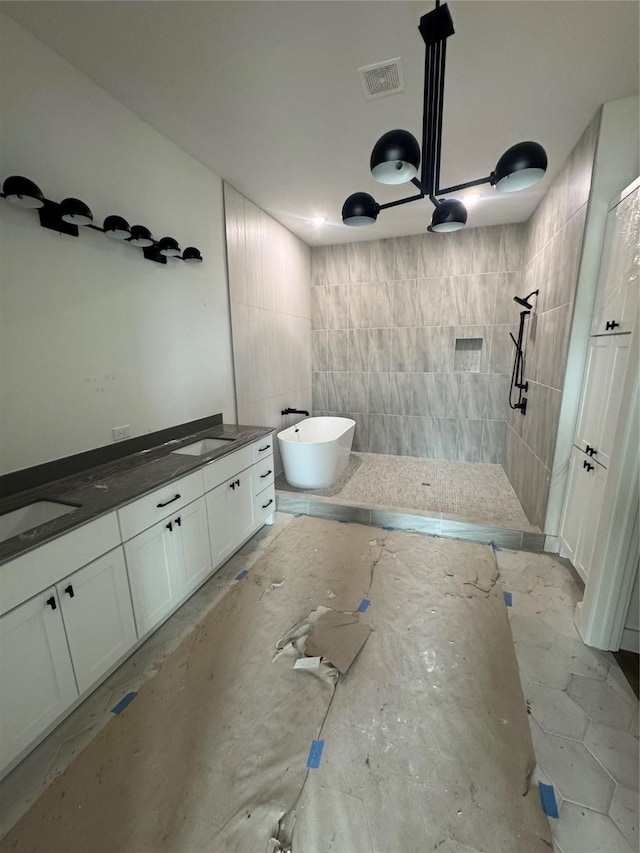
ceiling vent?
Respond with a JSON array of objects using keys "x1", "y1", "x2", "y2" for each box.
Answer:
[{"x1": 358, "y1": 58, "x2": 404, "y2": 100}]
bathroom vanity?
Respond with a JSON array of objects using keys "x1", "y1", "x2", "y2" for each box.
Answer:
[{"x1": 0, "y1": 424, "x2": 275, "y2": 778}]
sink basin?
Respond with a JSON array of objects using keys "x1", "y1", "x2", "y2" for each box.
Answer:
[
  {"x1": 0, "y1": 501, "x2": 79, "y2": 543},
  {"x1": 172, "y1": 437, "x2": 235, "y2": 456}
]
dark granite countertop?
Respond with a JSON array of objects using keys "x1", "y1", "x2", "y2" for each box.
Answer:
[{"x1": 0, "y1": 423, "x2": 274, "y2": 566}]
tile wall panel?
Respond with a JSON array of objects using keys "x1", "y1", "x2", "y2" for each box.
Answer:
[
  {"x1": 502, "y1": 111, "x2": 600, "y2": 529},
  {"x1": 224, "y1": 183, "x2": 311, "y2": 475},
  {"x1": 310, "y1": 223, "x2": 524, "y2": 462}
]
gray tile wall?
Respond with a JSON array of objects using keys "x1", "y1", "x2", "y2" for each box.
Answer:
[
  {"x1": 224, "y1": 183, "x2": 312, "y2": 473},
  {"x1": 310, "y1": 224, "x2": 525, "y2": 463},
  {"x1": 503, "y1": 111, "x2": 601, "y2": 529}
]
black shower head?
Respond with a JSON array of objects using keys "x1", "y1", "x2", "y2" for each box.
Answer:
[{"x1": 513, "y1": 290, "x2": 539, "y2": 310}]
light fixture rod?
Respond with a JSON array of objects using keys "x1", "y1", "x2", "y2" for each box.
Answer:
[
  {"x1": 433, "y1": 39, "x2": 447, "y2": 195},
  {"x1": 378, "y1": 192, "x2": 425, "y2": 211},
  {"x1": 437, "y1": 175, "x2": 493, "y2": 196}
]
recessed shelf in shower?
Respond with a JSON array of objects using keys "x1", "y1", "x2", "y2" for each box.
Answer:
[{"x1": 454, "y1": 338, "x2": 483, "y2": 372}]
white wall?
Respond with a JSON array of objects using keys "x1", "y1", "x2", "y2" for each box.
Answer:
[{"x1": 0, "y1": 15, "x2": 236, "y2": 474}]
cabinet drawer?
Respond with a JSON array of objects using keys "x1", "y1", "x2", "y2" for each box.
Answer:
[
  {"x1": 254, "y1": 484, "x2": 275, "y2": 525},
  {"x1": 0, "y1": 512, "x2": 120, "y2": 617},
  {"x1": 253, "y1": 434, "x2": 274, "y2": 464},
  {"x1": 203, "y1": 445, "x2": 253, "y2": 492},
  {"x1": 253, "y1": 460, "x2": 275, "y2": 495},
  {"x1": 118, "y1": 470, "x2": 204, "y2": 542}
]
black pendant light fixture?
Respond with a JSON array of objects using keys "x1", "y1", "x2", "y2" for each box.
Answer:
[
  {"x1": 342, "y1": 1, "x2": 548, "y2": 232},
  {"x1": 0, "y1": 175, "x2": 204, "y2": 264}
]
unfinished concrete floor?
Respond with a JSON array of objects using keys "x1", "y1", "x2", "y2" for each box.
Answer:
[{"x1": 0, "y1": 515, "x2": 637, "y2": 852}]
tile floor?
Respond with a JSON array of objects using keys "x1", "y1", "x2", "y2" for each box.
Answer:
[
  {"x1": 1, "y1": 516, "x2": 637, "y2": 853},
  {"x1": 276, "y1": 451, "x2": 538, "y2": 531},
  {"x1": 496, "y1": 547, "x2": 639, "y2": 853}
]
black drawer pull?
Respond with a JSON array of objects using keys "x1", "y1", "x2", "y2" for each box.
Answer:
[
  {"x1": 583, "y1": 460, "x2": 594, "y2": 472},
  {"x1": 258, "y1": 445, "x2": 270, "y2": 452},
  {"x1": 166, "y1": 521, "x2": 173, "y2": 532},
  {"x1": 260, "y1": 470, "x2": 272, "y2": 479},
  {"x1": 262, "y1": 498, "x2": 274, "y2": 509},
  {"x1": 230, "y1": 482, "x2": 236, "y2": 490},
  {"x1": 64, "y1": 584, "x2": 75, "y2": 598},
  {"x1": 175, "y1": 516, "x2": 181, "y2": 527},
  {"x1": 157, "y1": 494, "x2": 181, "y2": 508},
  {"x1": 235, "y1": 479, "x2": 240, "y2": 487},
  {"x1": 46, "y1": 596, "x2": 57, "y2": 610},
  {"x1": 605, "y1": 320, "x2": 620, "y2": 331}
]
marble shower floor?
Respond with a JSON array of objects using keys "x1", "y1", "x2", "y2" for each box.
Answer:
[{"x1": 276, "y1": 451, "x2": 539, "y2": 532}]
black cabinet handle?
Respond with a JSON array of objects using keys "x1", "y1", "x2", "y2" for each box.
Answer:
[
  {"x1": 589, "y1": 447, "x2": 597, "y2": 456},
  {"x1": 157, "y1": 494, "x2": 181, "y2": 508},
  {"x1": 605, "y1": 320, "x2": 620, "y2": 330},
  {"x1": 262, "y1": 498, "x2": 274, "y2": 509},
  {"x1": 260, "y1": 470, "x2": 272, "y2": 479},
  {"x1": 258, "y1": 445, "x2": 270, "y2": 452},
  {"x1": 583, "y1": 460, "x2": 594, "y2": 472},
  {"x1": 235, "y1": 479, "x2": 240, "y2": 488},
  {"x1": 230, "y1": 482, "x2": 236, "y2": 490},
  {"x1": 47, "y1": 596, "x2": 57, "y2": 610},
  {"x1": 64, "y1": 584, "x2": 75, "y2": 598},
  {"x1": 166, "y1": 521, "x2": 173, "y2": 532},
  {"x1": 174, "y1": 516, "x2": 181, "y2": 527},
  {"x1": 585, "y1": 444, "x2": 592, "y2": 455}
]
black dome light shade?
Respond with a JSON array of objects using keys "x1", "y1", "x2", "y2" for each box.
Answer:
[
  {"x1": 182, "y1": 247, "x2": 203, "y2": 264},
  {"x1": 493, "y1": 141, "x2": 548, "y2": 193},
  {"x1": 430, "y1": 198, "x2": 467, "y2": 232},
  {"x1": 158, "y1": 236, "x2": 181, "y2": 257},
  {"x1": 60, "y1": 197, "x2": 93, "y2": 225},
  {"x1": 103, "y1": 215, "x2": 131, "y2": 240},
  {"x1": 370, "y1": 130, "x2": 420, "y2": 185},
  {"x1": 129, "y1": 225, "x2": 154, "y2": 247},
  {"x1": 342, "y1": 192, "x2": 379, "y2": 226},
  {"x1": 2, "y1": 175, "x2": 45, "y2": 208}
]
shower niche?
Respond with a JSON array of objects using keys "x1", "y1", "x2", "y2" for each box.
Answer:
[{"x1": 454, "y1": 337, "x2": 483, "y2": 372}]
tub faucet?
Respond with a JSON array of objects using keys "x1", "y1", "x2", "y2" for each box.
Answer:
[{"x1": 281, "y1": 408, "x2": 309, "y2": 416}]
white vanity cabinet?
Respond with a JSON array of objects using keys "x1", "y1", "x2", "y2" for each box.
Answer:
[
  {"x1": 559, "y1": 447, "x2": 607, "y2": 581},
  {"x1": 0, "y1": 587, "x2": 78, "y2": 771},
  {"x1": 206, "y1": 469, "x2": 255, "y2": 569},
  {"x1": 0, "y1": 539, "x2": 135, "y2": 772},
  {"x1": 119, "y1": 471, "x2": 211, "y2": 638}
]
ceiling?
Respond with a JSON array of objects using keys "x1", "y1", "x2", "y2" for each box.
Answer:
[{"x1": 2, "y1": 1, "x2": 638, "y2": 246}]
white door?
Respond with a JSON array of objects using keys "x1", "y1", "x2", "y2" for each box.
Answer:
[
  {"x1": 206, "y1": 480, "x2": 235, "y2": 569},
  {"x1": 574, "y1": 461, "x2": 608, "y2": 583},
  {"x1": 559, "y1": 447, "x2": 589, "y2": 567},
  {"x1": 173, "y1": 497, "x2": 213, "y2": 597},
  {"x1": 0, "y1": 590, "x2": 78, "y2": 770},
  {"x1": 124, "y1": 520, "x2": 178, "y2": 637},
  {"x1": 596, "y1": 335, "x2": 631, "y2": 469},
  {"x1": 232, "y1": 468, "x2": 256, "y2": 545},
  {"x1": 592, "y1": 185, "x2": 639, "y2": 336},
  {"x1": 574, "y1": 336, "x2": 610, "y2": 457},
  {"x1": 58, "y1": 548, "x2": 137, "y2": 694}
]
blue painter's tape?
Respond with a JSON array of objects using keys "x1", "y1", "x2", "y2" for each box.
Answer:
[
  {"x1": 539, "y1": 783, "x2": 559, "y2": 818},
  {"x1": 382, "y1": 526, "x2": 394, "y2": 531},
  {"x1": 357, "y1": 599, "x2": 370, "y2": 613},
  {"x1": 111, "y1": 692, "x2": 137, "y2": 715},
  {"x1": 491, "y1": 541, "x2": 503, "y2": 551},
  {"x1": 307, "y1": 739, "x2": 324, "y2": 769},
  {"x1": 503, "y1": 591, "x2": 513, "y2": 607},
  {"x1": 235, "y1": 570, "x2": 249, "y2": 580}
]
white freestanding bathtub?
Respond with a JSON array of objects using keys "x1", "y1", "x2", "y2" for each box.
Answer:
[{"x1": 277, "y1": 417, "x2": 356, "y2": 489}]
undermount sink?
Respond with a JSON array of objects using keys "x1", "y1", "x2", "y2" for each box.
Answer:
[
  {"x1": 0, "y1": 500, "x2": 79, "y2": 543},
  {"x1": 171, "y1": 437, "x2": 236, "y2": 456}
]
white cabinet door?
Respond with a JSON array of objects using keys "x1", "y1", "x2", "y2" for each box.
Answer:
[
  {"x1": 58, "y1": 548, "x2": 137, "y2": 694},
  {"x1": 559, "y1": 447, "x2": 589, "y2": 567},
  {"x1": 172, "y1": 497, "x2": 213, "y2": 597},
  {"x1": 0, "y1": 590, "x2": 78, "y2": 770},
  {"x1": 574, "y1": 461, "x2": 607, "y2": 584},
  {"x1": 574, "y1": 334, "x2": 631, "y2": 468},
  {"x1": 206, "y1": 469, "x2": 256, "y2": 571},
  {"x1": 592, "y1": 184, "x2": 639, "y2": 336},
  {"x1": 124, "y1": 520, "x2": 178, "y2": 637}
]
